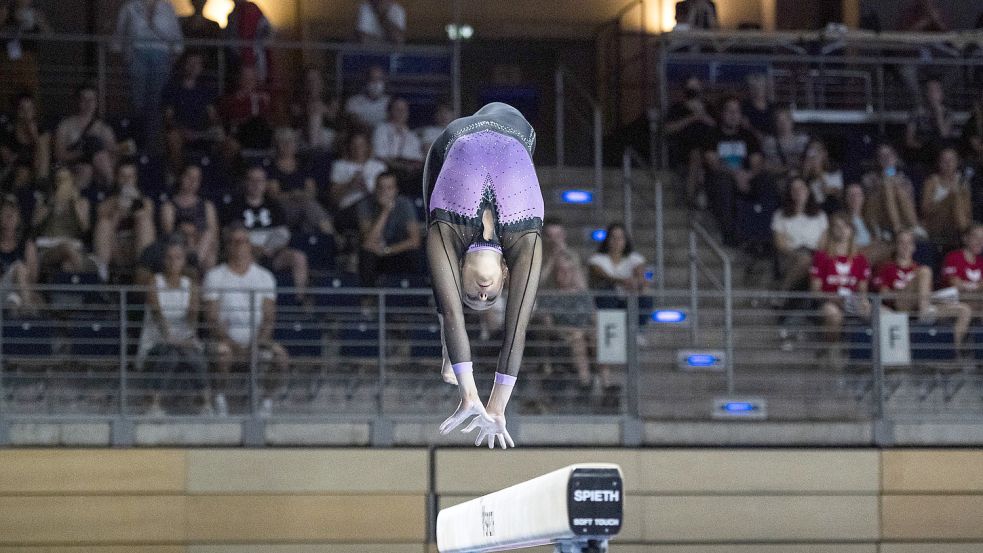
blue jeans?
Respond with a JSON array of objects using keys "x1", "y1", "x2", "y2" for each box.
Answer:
[{"x1": 129, "y1": 48, "x2": 170, "y2": 114}]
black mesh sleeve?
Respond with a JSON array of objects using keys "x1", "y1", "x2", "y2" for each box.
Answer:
[{"x1": 497, "y1": 229, "x2": 543, "y2": 377}]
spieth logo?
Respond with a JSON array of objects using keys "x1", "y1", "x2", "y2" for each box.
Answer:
[
  {"x1": 573, "y1": 489, "x2": 621, "y2": 502},
  {"x1": 481, "y1": 503, "x2": 495, "y2": 537}
]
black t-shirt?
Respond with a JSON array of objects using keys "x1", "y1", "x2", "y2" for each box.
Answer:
[
  {"x1": 266, "y1": 161, "x2": 313, "y2": 194},
  {"x1": 223, "y1": 195, "x2": 286, "y2": 229},
  {"x1": 711, "y1": 127, "x2": 760, "y2": 170},
  {"x1": 162, "y1": 80, "x2": 217, "y2": 131},
  {"x1": 741, "y1": 99, "x2": 774, "y2": 136}
]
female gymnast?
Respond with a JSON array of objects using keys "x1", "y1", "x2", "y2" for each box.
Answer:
[{"x1": 424, "y1": 102, "x2": 543, "y2": 449}]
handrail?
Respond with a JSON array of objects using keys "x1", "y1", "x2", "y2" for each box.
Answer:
[
  {"x1": 621, "y1": 147, "x2": 664, "y2": 294},
  {"x1": 688, "y1": 220, "x2": 734, "y2": 394},
  {"x1": 554, "y1": 65, "x2": 603, "y2": 216}
]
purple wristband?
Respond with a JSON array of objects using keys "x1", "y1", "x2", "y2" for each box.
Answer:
[
  {"x1": 494, "y1": 372, "x2": 517, "y2": 386},
  {"x1": 452, "y1": 362, "x2": 473, "y2": 376}
]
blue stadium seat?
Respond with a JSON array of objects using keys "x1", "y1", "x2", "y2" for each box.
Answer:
[
  {"x1": 910, "y1": 322, "x2": 956, "y2": 362},
  {"x1": 1, "y1": 318, "x2": 54, "y2": 358},
  {"x1": 338, "y1": 319, "x2": 380, "y2": 359},
  {"x1": 274, "y1": 317, "x2": 323, "y2": 359},
  {"x1": 49, "y1": 271, "x2": 106, "y2": 308},
  {"x1": 70, "y1": 320, "x2": 122, "y2": 359},
  {"x1": 291, "y1": 231, "x2": 337, "y2": 272},
  {"x1": 314, "y1": 272, "x2": 361, "y2": 310},
  {"x1": 378, "y1": 274, "x2": 430, "y2": 309},
  {"x1": 137, "y1": 155, "x2": 168, "y2": 201},
  {"x1": 409, "y1": 322, "x2": 441, "y2": 359}
]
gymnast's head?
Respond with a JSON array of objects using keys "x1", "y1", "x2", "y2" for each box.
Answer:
[{"x1": 461, "y1": 246, "x2": 506, "y2": 311}]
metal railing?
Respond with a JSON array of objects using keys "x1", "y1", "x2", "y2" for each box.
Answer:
[
  {"x1": 554, "y1": 65, "x2": 604, "y2": 215},
  {"x1": 688, "y1": 220, "x2": 734, "y2": 393},
  {"x1": 1, "y1": 283, "x2": 983, "y2": 444},
  {"x1": 621, "y1": 147, "x2": 665, "y2": 294},
  {"x1": 0, "y1": 31, "x2": 456, "y2": 123}
]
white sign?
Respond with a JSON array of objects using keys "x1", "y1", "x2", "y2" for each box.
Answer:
[
  {"x1": 596, "y1": 309, "x2": 627, "y2": 364},
  {"x1": 879, "y1": 311, "x2": 911, "y2": 366}
]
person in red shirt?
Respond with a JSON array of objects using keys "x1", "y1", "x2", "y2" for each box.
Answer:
[
  {"x1": 875, "y1": 229, "x2": 971, "y2": 349},
  {"x1": 810, "y1": 213, "x2": 872, "y2": 354},
  {"x1": 941, "y1": 224, "x2": 983, "y2": 311}
]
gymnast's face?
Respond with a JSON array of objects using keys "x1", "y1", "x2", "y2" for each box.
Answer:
[{"x1": 461, "y1": 250, "x2": 506, "y2": 311}]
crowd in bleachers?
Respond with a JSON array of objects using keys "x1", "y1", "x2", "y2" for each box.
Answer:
[{"x1": 665, "y1": 65, "x2": 983, "y2": 364}]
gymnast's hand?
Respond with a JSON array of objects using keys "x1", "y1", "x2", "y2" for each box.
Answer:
[
  {"x1": 463, "y1": 412, "x2": 515, "y2": 450},
  {"x1": 439, "y1": 395, "x2": 494, "y2": 436}
]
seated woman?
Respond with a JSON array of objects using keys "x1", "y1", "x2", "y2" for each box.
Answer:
[
  {"x1": 941, "y1": 224, "x2": 983, "y2": 312},
  {"x1": 31, "y1": 166, "x2": 92, "y2": 275},
  {"x1": 861, "y1": 143, "x2": 925, "y2": 242},
  {"x1": 802, "y1": 137, "x2": 843, "y2": 213},
  {"x1": 844, "y1": 182, "x2": 891, "y2": 269},
  {"x1": 53, "y1": 83, "x2": 117, "y2": 188},
  {"x1": 537, "y1": 249, "x2": 601, "y2": 407},
  {"x1": 771, "y1": 176, "x2": 828, "y2": 294},
  {"x1": 137, "y1": 239, "x2": 208, "y2": 416},
  {"x1": 588, "y1": 223, "x2": 648, "y2": 300},
  {"x1": 92, "y1": 160, "x2": 156, "y2": 279},
  {"x1": 810, "y1": 212, "x2": 872, "y2": 365},
  {"x1": 874, "y1": 229, "x2": 972, "y2": 352},
  {"x1": 266, "y1": 127, "x2": 334, "y2": 235},
  {"x1": 0, "y1": 93, "x2": 51, "y2": 190},
  {"x1": 0, "y1": 199, "x2": 40, "y2": 313},
  {"x1": 160, "y1": 164, "x2": 219, "y2": 272},
  {"x1": 920, "y1": 147, "x2": 973, "y2": 253},
  {"x1": 328, "y1": 130, "x2": 386, "y2": 237}
]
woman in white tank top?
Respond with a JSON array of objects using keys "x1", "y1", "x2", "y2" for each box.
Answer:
[{"x1": 138, "y1": 241, "x2": 207, "y2": 416}]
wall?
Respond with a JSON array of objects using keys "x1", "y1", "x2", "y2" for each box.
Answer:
[{"x1": 2, "y1": 448, "x2": 983, "y2": 551}]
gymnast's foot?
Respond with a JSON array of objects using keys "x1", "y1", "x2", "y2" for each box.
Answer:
[{"x1": 441, "y1": 356, "x2": 458, "y2": 385}]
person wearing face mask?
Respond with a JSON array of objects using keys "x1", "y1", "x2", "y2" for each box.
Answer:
[
  {"x1": 425, "y1": 102, "x2": 543, "y2": 449},
  {"x1": 664, "y1": 76, "x2": 715, "y2": 206},
  {"x1": 344, "y1": 65, "x2": 391, "y2": 129}
]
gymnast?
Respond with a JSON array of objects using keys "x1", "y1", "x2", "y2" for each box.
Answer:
[{"x1": 424, "y1": 102, "x2": 543, "y2": 449}]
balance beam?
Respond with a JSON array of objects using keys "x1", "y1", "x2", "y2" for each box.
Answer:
[{"x1": 436, "y1": 463, "x2": 623, "y2": 553}]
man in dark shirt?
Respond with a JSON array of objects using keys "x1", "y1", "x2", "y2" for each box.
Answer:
[
  {"x1": 703, "y1": 96, "x2": 764, "y2": 242},
  {"x1": 163, "y1": 51, "x2": 222, "y2": 174},
  {"x1": 355, "y1": 171, "x2": 422, "y2": 286},
  {"x1": 663, "y1": 76, "x2": 716, "y2": 205},
  {"x1": 224, "y1": 166, "x2": 309, "y2": 299}
]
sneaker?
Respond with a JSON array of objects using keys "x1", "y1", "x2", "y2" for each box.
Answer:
[
  {"x1": 258, "y1": 398, "x2": 273, "y2": 418},
  {"x1": 214, "y1": 393, "x2": 228, "y2": 417}
]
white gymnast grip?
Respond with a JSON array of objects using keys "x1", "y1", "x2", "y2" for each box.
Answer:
[{"x1": 436, "y1": 463, "x2": 623, "y2": 553}]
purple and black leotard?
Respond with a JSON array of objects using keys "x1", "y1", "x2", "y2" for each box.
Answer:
[{"x1": 423, "y1": 102, "x2": 544, "y2": 379}]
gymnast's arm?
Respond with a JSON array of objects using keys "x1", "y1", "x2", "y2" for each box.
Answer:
[{"x1": 426, "y1": 221, "x2": 472, "y2": 377}]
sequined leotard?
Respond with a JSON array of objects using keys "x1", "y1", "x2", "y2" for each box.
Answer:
[{"x1": 423, "y1": 102, "x2": 543, "y2": 378}]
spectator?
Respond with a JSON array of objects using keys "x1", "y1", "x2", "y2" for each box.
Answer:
[
  {"x1": 675, "y1": 0, "x2": 718, "y2": 29},
  {"x1": 962, "y1": 97, "x2": 983, "y2": 165},
  {"x1": 941, "y1": 225, "x2": 983, "y2": 307},
  {"x1": 266, "y1": 127, "x2": 334, "y2": 235},
  {"x1": 897, "y1": 1, "x2": 948, "y2": 106},
  {"x1": 180, "y1": 0, "x2": 221, "y2": 42},
  {"x1": 355, "y1": 171, "x2": 421, "y2": 286},
  {"x1": 538, "y1": 249, "x2": 599, "y2": 405},
  {"x1": 31, "y1": 166, "x2": 91, "y2": 274},
  {"x1": 92, "y1": 159, "x2": 157, "y2": 278},
  {"x1": 54, "y1": 83, "x2": 117, "y2": 188},
  {"x1": 920, "y1": 147, "x2": 973, "y2": 253},
  {"x1": 810, "y1": 212, "x2": 872, "y2": 362},
  {"x1": 355, "y1": 0, "x2": 406, "y2": 45},
  {"x1": 588, "y1": 223, "x2": 647, "y2": 295},
  {"x1": 417, "y1": 101, "x2": 454, "y2": 156},
  {"x1": 291, "y1": 67, "x2": 340, "y2": 153},
  {"x1": 861, "y1": 143, "x2": 923, "y2": 242},
  {"x1": 224, "y1": 166, "x2": 308, "y2": 301},
  {"x1": 203, "y1": 222, "x2": 287, "y2": 417},
  {"x1": 329, "y1": 130, "x2": 386, "y2": 234},
  {"x1": 163, "y1": 51, "x2": 223, "y2": 177},
  {"x1": 0, "y1": 0, "x2": 51, "y2": 107},
  {"x1": 905, "y1": 77, "x2": 959, "y2": 165},
  {"x1": 344, "y1": 65, "x2": 391, "y2": 129},
  {"x1": 772, "y1": 176, "x2": 828, "y2": 294},
  {"x1": 225, "y1": 0, "x2": 272, "y2": 82},
  {"x1": 741, "y1": 73, "x2": 774, "y2": 139},
  {"x1": 761, "y1": 106, "x2": 809, "y2": 175},
  {"x1": 219, "y1": 65, "x2": 273, "y2": 160},
  {"x1": 114, "y1": 0, "x2": 183, "y2": 120},
  {"x1": 703, "y1": 96, "x2": 763, "y2": 241},
  {"x1": 0, "y1": 199, "x2": 39, "y2": 312},
  {"x1": 372, "y1": 97, "x2": 423, "y2": 194},
  {"x1": 541, "y1": 216, "x2": 582, "y2": 282},
  {"x1": 802, "y1": 137, "x2": 843, "y2": 213},
  {"x1": 137, "y1": 238, "x2": 208, "y2": 416},
  {"x1": 844, "y1": 182, "x2": 891, "y2": 268},
  {"x1": 874, "y1": 229, "x2": 971, "y2": 350},
  {"x1": 663, "y1": 76, "x2": 715, "y2": 206},
  {"x1": 0, "y1": 93, "x2": 50, "y2": 189},
  {"x1": 160, "y1": 164, "x2": 219, "y2": 272}
]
